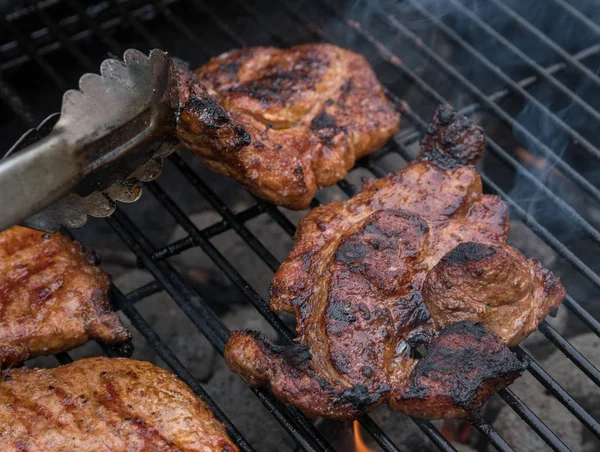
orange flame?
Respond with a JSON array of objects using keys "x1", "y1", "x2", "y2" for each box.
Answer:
[
  {"x1": 515, "y1": 147, "x2": 565, "y2": 180},
  {"x1": 353, "y1": 420, "x2": 373, "y2": 452}
]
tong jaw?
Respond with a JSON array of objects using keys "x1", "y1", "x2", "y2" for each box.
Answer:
[{"x1": 1, "y1": 49, "x2": 177, "y2": 232}]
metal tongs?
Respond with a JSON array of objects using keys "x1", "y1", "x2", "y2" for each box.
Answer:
[{"x1": 0, "y1": 49, "x2": 178, "y2": 232}]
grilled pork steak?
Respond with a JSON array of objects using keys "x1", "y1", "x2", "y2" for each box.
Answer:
[
  {"x1": 224, "y1": 106, "x2": 565, "y2": 419},
  {"x1": 175, "y1": 43, "x2": 399, "y2": 209},
  {"x1": 0, "y1": 226, "x2": 130, "y2": 368},
  {"x1": 0, "y1": 358, "x2": 238, "y2": 451}
]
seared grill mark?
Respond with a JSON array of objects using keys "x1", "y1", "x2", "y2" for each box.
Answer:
[{"x1": 0, "y1": 358, "x2": 238, "y2": 450}]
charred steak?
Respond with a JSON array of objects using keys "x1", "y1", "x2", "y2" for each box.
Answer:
[
  {"x1": 175, "y1": 43, "x2": 399, "y2": 210},
  {"x1": 224, "y1": 106, "x2": 565, "y2": 419}
]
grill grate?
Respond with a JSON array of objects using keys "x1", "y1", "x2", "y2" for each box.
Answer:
[{"x1": 1, "y1": 1, "x2": 600, "y2": 451}]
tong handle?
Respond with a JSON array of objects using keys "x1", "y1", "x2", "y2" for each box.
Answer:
[{"x1": 0, "y1": 134, "x2": 77, "y2": 230}]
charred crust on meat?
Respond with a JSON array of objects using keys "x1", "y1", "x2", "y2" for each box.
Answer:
[
  {"x1": 442, "y1": 242, "x2": 497, "y2": 265},
  {"x1": 341, "y1": 78, "x2": 354, "y2": 95},
  {"x1": 403, "y1": 322, "x2": 527, "y2": 409},
  {"x1": 418, "y1": 105, "x2": 485, "y2": 169},
  {"x1": 393, "y1": 291, "x2": 431, "y2": 333},
  {"x1": 220, "y1": 61, "x2": 239, "y2": 76},
  {"x1": 327, "y1": 294, "x2": 358, "y2": 333},
  {"x1": 335, "y1": 241, "x2": 368, "y2": 265},
  {"x1": 406, "y1": 328, "x2": 432, "y2": 349},
  {"x1": 339, "y1": 384, "x2": 383, "y2": 413},
  {"x1": 235, "y1": 124, "x2": 251, "y2": 146},
  {"x1": 248, "y1": 330, "x2": 313, "y2": 369},
  {"x1": 311, "y1": 110, "x2": 338, "y2": 131},
  {"x1": 280, "y1": 344, "x2": 313, "y2": 369},
  {"x1": 185, "y1": 96, "x2": 231, "y2": 130}
]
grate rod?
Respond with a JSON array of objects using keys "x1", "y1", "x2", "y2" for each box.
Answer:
[
  {"x1": 486, "y1": 0, "x2": 600, "y2": 89},
  {"x1": 387, "y1": 41, "x2": 600, "y2": 147},
  {"x1": 538, "y1": 321, "x2": 600, "y2": 387},
  {"x1": 498, "y1": 389, "x2": 570, "y2": 452},
  {"x1": 562, "y1": 295, "x2": 600, "y2": 338},
  {"x1": 110, "y1": 286, "x2": 255, "y2": 452},
  {"x1": 151, "y1": 204, "x2": 266, "y2": 262},
  {"x1": 168, "y1": 154, "x2": 281, "y2": 272},
  {"x1": 31, "y1": 1, "x2": 95, "y2": 72},
  {"x1": 471, "y1": 417, "x2": 515, "y2": 452},
  {"x1": 0, "y1": 74, "x2": 36, "y2": 127},
  {"x1": 410, "y1": 419, "x2": 457, "y2": 452},
  {"x1": 66, "y1": 0, "x2": 122, "y2": 55},
  {"x1": 514, "y1": 347, "x2": 600, "y2": 440},
  {"x1": 125, "y1": 279, "x2": 164, "y2": 303},
  {"x1": 550, "y1": 0, "x2": 600, "y2": 38},
  {"x1": 107, "y1": 0, "x2": 161, "y2": 49},
  {"x1": 144, "y1": 179, "x2": 296, "y2": 342},
  {"x1": 1, "y1": 15, "x2": 67, "y2": 91},
  {"x1": 54, "y1": 352, "x2": 74, "y2": 365}
]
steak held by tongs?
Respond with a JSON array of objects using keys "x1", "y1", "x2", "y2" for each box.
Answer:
[
  {"x1": 184, "y1": 43, "x2": 400, "y2": 209},
  {"x1": 224, "y1": 106, "x2": 566, "y2": 420}
]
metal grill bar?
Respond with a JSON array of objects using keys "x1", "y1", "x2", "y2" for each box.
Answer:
[
  {"x1": 514, "y1": 347, "x2": 600, "y2": 438},
  {"x1": 0, "y1": 75, "x2": 35, "y2": 127},
  {"x1": 1, "y1": 14, "x2": 68, "y2": 91},
  {"x1": 30, "y1": 1, "x2": 96, "y2": 72},
  {"x1": 498, "y1": 389, "x2": 569, "y2": 452},
  {"x1": 0, "y1": 2, "x2": 165, "y2": 71},
  {"x1": 550, "y1": 0, "x2": 600, "y2": 37},
  {"x1": 538, "y1": 321, "x2": 600, "y2": 386},
  {"x1": 471, "y1": 417, "x2": 514, "y2": 452}
]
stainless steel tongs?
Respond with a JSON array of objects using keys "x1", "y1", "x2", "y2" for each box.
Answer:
[{"x1": 0, "y1": 49, "x2": 178, "y2": 232}]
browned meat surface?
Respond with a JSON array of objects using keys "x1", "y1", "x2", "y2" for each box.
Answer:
[
  {"x1": 0, "y1": 357, "x2": 238, "y2": 451},
  {"x1": 0, "y1": 226, "x2": 130, "y2": 368},
  {"x1": 224, "y1": 106, "x2": 565, "y2": 419},
  {"x1": 174, "y1": 43, "x2": 399, "y2": 209}
]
